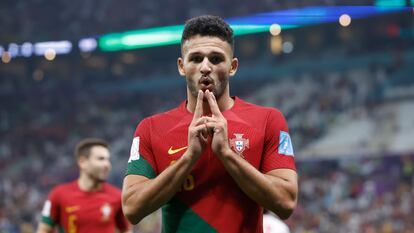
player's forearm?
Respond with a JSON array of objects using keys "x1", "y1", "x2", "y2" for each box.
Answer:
[
  {"x1": 117, "y1": 228, "x2": 133, "y2": 233},
  {"x1": 36, "y1": 223, "x2": 54, "y2": 233},
  {"x1": 218, "y1": 149, "x2": 298, "y2": 219},
  {"x1": 122, "y1": 152, "x2": 197, "y2": 224}
]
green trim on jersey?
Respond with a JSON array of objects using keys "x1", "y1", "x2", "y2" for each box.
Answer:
[
  {"x1": 41, "y1": 216, "x2": 55, "y2": 226},
  {"x1": 162, "y1": 197, "x2": 218, "y2": 233},
  {"x1": 41, "y1": 217, "x2": 64, "y2": 233},
  {"x1": 126, "y1": 156, "x2": 156, "y2": 178}
]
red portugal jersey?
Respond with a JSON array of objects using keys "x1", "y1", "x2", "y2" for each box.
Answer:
[
  {"x1": 127, "y1": 97, "x2": 296, "y2": 233},
  {"x1": 41, "y1": 180, "x2": 129, "y2": 233}
]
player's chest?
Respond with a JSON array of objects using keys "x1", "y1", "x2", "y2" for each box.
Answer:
[
  {"x1": 60, "y1": 194, "x2": 116, "y2": 225},
  {"x1": 152, "y1": 119, "x2": 265, "y2": 173}
]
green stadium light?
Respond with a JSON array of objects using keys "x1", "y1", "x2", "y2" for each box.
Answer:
[
  {"x1": 99, "y1": 25, "x2": 183, "y2": 51},
  {"x1": 375, "y1": 0, "x2": 406, "y2": 7},
  {"x1": 99, "y1": 24, "x2": 298, "y2": 52},
  {"x1": 232, "y1": 24, "x2": 298, "y2": 36}
]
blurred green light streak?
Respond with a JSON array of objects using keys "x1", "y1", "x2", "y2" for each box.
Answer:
[{"x1": 99, "y1": 24, "x2": 298, "y2": 52}]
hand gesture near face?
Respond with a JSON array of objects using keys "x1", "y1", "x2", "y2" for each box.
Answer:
[
  {"x1": 186, "y1": 90, "x2": 209, "y2": 160},
  {"x1": 203, "y1": 90, "x2": 231, "y2": 157}
]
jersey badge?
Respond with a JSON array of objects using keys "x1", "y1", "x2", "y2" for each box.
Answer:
[
  {"x1": 230, "y1": 133, "x2": 249, "y2": 158},
  {"x1": 100, "y1": 203, "x2": 112, "y2": 221},
  {"x1": 278, "y1": 131, "x2": 294, "y2": 156},
  {"x1": 128, "y1": 137, "x2": 140, "y2": 162}
]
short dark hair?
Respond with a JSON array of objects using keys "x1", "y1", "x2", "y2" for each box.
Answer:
[
  {"x1": 75, "y1": 138, "x2": 108, "y2": 160},
  {"x1": 181, "y1": 15, "x2": 234, "y2": 51}
]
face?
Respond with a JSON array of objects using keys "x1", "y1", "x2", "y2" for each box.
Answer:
[
  {"x1": 178, "y1": 35, "x2": 238, "y2": 100},
  {"x1": 79, "y1": 145, "x2": 112, "y2": 182}
]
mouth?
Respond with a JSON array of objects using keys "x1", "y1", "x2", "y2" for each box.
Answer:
[{"x1": 199, "y1": 76, "x2": 214, "y2": 92}]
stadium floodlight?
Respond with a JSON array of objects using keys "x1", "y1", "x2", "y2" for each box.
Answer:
[
  {"x1": 8, "y1": 43, "x2": 19, "y2": 58},
  {"x1": 98, "y1": 6, "x2": 411, "y2": 52},
  {"x1": 34, "y1": 41, "x2": 72, "y2": 56},
  {"x1": 79, "y1": 38, "x2": 98, "y2": 52},
  {"x1": 21, "y1": 42, "x2": 34, "y2": 57}
]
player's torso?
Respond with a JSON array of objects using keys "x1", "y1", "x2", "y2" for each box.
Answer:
[
  {"x1": 152, "y1": 115, "x2": 265, "y2": 178},
  {"x1": 58, "y1": 188, "x2": 119, "y2": 233},
  {"x1": 150, "y1": 104, "x2": 266, "y2": 233}
]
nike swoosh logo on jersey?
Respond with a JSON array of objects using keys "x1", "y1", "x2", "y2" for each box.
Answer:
[
  {"x1": 168, "y1": 146, "x2": 188, "y2": 155},
  {"x1": 65, "y1": 206, "x2": 80, "y2": 213}
]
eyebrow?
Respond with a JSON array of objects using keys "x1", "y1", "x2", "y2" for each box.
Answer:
[{"x1": 188, "y1": 51, "x2": 225, "y2": 57}]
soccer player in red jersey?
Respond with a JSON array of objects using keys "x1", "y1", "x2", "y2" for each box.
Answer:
[
  {"x1": 122, "y1": 15, "x2": 298, "y2": 233},
  {"x1": 37, "y1": 138, "x2": 131, "y2": 233}
]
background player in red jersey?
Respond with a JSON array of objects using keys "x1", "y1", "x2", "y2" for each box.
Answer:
[
  {"x1": 37, "y1": 138, "x2": 131, "y2": 233},
  {"x1": 122, "y1": 15, "x2": 298, "y2": 233}
]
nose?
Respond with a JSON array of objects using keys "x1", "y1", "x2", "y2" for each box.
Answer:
[
  {"x1": 200, "y1": 57, "x2": 212, "y2": 75},
  {"x1": 104, "y1": 159, "x2": 112, "y2": 170}
]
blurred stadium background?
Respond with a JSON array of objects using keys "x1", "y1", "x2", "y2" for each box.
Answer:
[{"x1": 1, "y1": 0, "x2": 414, "y2": 232}]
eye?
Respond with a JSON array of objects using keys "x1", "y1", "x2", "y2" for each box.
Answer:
[
  {"x1": 189, "y1": 55, "x2": 203, "y2": 63},
  {"x1": 209, "y1": 55, "x2": 223, "y2": 64},
  {"x1": 97, "y1": 156, "x2": 106, "y2": 161}
]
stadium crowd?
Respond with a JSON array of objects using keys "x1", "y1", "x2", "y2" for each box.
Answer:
[{"x1": 288, "y1": 155, "x2": 414, "y2": 233}]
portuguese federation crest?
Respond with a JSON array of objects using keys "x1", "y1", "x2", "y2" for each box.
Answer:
[
  {"x1": 230, "y1": 133, "x2": 249, "y2": 157},
  {"x1": 100, "y1": 203, "x2": 112, "y2": 221}
]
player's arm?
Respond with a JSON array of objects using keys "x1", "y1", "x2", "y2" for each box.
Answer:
[
  {"x1": 216, "y1": 153, "x2": 297, "y2": 219},
  {"x1": 36, "y1": 223, "x2": 54, "y2": 233},
  {"x1": 116, "y1": 228, "x2": 133, "y2": 233},
  {"x1": 118, "y1": 229, "x2": 133, "y2": 233},
  {"x1": 37, "y1": 197, "x2": 58, "y2": 233},
  {"x1": 122, "y1": 90, "x2": 209, "y2": 224},
  {"x1": 204, "y1": 90, "x2": 298, "y2": 219},
  {"x1": 123, "y1": 156, "x2": 196, "y2": 224}
]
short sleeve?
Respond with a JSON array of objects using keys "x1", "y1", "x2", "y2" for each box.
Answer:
[
  {"x1": 126, "y1": 118, "x2": 157, "y2": 178},
  {"x1": 261, "y1": 109, "x2": 296, "y2": 173},
  {"x1": 41, "y1": 188, "x2": 60, "y2": 226}
]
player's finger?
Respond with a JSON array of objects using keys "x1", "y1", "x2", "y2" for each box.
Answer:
[
  {"x1": 193, "y1": 90, "x2": 204, "y2": 120},
  {"x1": 204, "y1": 122, "x2": 221, "y2": 134},
  {"x1": 194, "y1": 116, "x2": 214, "y2": 126},
  {"x1": 205, "y1": 90, "x2": 223, "y2": 117},
  {"x1": 204, "y1": 122, "x2": 216, "y2": 135},
  {"x1": 193, "y1": 124, "x2": 209, "y2": 140}
]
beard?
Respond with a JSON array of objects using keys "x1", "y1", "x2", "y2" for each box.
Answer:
[{"x1": 87, "y1": 169, "x2": 108, "y2": 183}]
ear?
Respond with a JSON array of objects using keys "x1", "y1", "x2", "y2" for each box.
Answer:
[
  {"x1": 177, "y1": 57, "x2": 185, "y2": 76},
  {"x1": 229, "y1": 57, "x2": 238, "y2": 77},
  {"x1": 77, "y1": 156, "x2": 88, "y2": 169}
]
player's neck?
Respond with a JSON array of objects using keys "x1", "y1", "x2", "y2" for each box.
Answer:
[{"x1": 78, "y1": 174, "x2": 103, "y2": 192}]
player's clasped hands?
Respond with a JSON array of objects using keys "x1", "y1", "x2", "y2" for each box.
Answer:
[{"x1": 187, "y1": 90, "x2": 231, "y2": 160}]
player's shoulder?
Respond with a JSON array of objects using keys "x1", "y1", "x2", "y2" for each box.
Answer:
[
  {"x1": 236, "y1": 97, "x2": 284, "y2": 117},
  {"x1": 50, "y1": 180, "x2": 78, "y2": 195},
  {"x1": 151, "y1": 103, "x2": 185, "y2": 120},
  {"x1": 138, "y1": 102, "x2": 186, "y2": 127}
]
